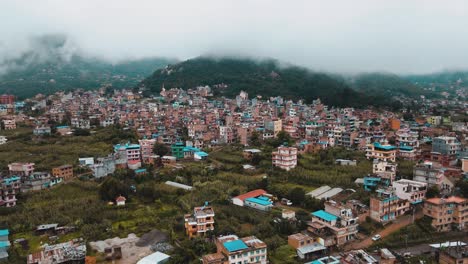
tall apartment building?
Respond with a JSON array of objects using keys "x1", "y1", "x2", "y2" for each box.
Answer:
[
  {"x1": 184, "y1": 204, "x2": 215, "y2": 238},
  {"x1": 202, "y1": 235, "x2": 267, "y2": 264},
  {"x1": 369, "y1": 189, "x2": 409, "y2": 223},
  {"x1": 272, "y1": 146, "x2": 297, "y2": 171},
  {"x1": 432, "y1": 136, "x2": 461, "y2": 157},
  {"x1": 307, "y1": 200, "x2": 359, "y2": 246},
  {"x1": 392, "y1": 179, "x2": 427, "y2": 204},
  {"x1": 423, "y1": 196, "x2": 468, "y2": 232},
  {"x1": 0, "y1": 176, "x2": 20, "y2": 207},
  {"x1": 413, "y1": 162, "x2": 450, "y2": 190},
  {"x1": 138, "y1": 138, "x2": 156, "y2": 164},
  {"x1": 365, "y1": 142, "x2": 396, "y2": 162},
  {"x1": 8, "y1": 162, "x2": 35, "y2": 177},
  {"x1": 372, "y1": 160, "x2": 397, "y2": 184},
  {"x1": 52, "y1": 165, "x2": 74, "y2": 180}
]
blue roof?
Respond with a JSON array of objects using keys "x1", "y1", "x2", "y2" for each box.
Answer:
[
  {"x1": 311, "y1": 210, "x2": 338, "y2": 222},
  {"x1": 223, "y1": 240, "x2": 248, "y2": 252},
  {"x1": 373, "y1": 142, "x2": 396, "y2": 151},
  {"x1": 183, "y1": 146, "x2": 200, "y2": 152},
  {"x1": 135, "y1": 168, "x2": 147, "y2": 173},
  {"x1": 56, "y1": 125, "x2": 69, "y2": 129},
  {"x1": 195, "y1": 151, "x2": 209, "y2": 157},
  {"x1": 0, "y1": 229, "x2": 9, "y2": 236},
  {"x1": 399, "y1": 146, "x2": 413, "y2": 151},
  {"x1": 245, "y1": 197, "x2": 273, "y2": 206}
]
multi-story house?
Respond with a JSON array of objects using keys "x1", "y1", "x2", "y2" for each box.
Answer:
[
  {"x1": 202, "y1": 235, "x2": 268, "y2": 264},
  {"x1": 423, "y1": 196, "x2": 468, "y2": 232},
  {"x1": 413, "y1": 162, "x2": 451, "y2": 191},
  {"x1": 52, "y1": 165, "x2": 74, "y2": 180},
  {"x1": 33, "y1": 126, "x2": 52, "y2": 136},
  {"x1": 2, "y1": 119, "x2": 16, "y2": 130},
  {"x1": 21, "y1": 172, "x2": 63, "y2": 193},
  {"x1": 365, "y1": 142, "x2": 396, "y2": 162},
  {"x1": 138, "y1": 138, "x2": 156, "y2": 164},
  {"x1": 287, "y1": 233, "x2": 326, "y2": 260},
  {"x1": 372, "y1": 160, "x2": 397, "y2": 184},
  {"x1": 369, "y1": 189, "x2": 409, "y2": 223},
  {"x1": 8, "y1": 162, "x2": 35, "y2": 177},
  {"x1": 0, "y1": 176, "x2": 20, "y2": 207},
  {"x1": 307, "y1": 200, "x2": 359, "y2": 247},
  {"x1": 114, "y1": 143, "x2": 141, "y2": 168},
  {"x1": 272, "y1": 146, "x2": 297, "y2": 171},
  {"x1": 184, "y1": 204, "x2": 215, "y2": 238},
  {"x1": 392, "y1": 179, "x2": 427, "y2": 204},
  {"x1": 432, "y1": 136, "x2": 461, "y2": 157}
]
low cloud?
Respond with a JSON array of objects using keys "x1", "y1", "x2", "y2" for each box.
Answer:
[{"x1": 1, "y1": 0, "x2": 468, "y2": 74}]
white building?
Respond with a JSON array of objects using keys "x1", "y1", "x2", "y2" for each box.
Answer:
[{"x1": 392, "y1": 179, "x2": 427, "y2": 204}]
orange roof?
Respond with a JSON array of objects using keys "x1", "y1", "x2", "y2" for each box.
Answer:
[
  {"x1": 234, "y1": 189, "x2": 267, "y2": 201},
  {"x1": 426, "y1": 196, "x2": 466, "y2": 205}
]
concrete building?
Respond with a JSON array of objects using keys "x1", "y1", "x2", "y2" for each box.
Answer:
[
  {"x1": 392, "y1": 179, "x2": 427, "y2": 204},
  {"x1": 288, "y1": 233, "x2": 326, "y2": 260},
  {"x1": 52, "y1": 165, "x2": 74, "y2": 180},
  {"x1": 8, "y1": 162, "x2": 35, "y2": 177},
  {"x1": 307, "y1": 200, "x2": 359, "y2": 247},
  {"x1": 232, "y1": 189, "x2": 268, "y2": 207},
  {"x1": 432, "y1": 136, "x2": 461, "y2": 157},
  {"x1": 33, "y1": 126, "x2": 52, "y2": 136},
  {"x1": 2, "y1": 119, "x2": 16, "y2": 130},
  {"x1": 202, "y1": 235, "x2": 267, "y2": 264},
  {"x1": 272, "y1": 146, "x2": 297, "y2": 171},
  {"x1": 139, "y1": 138, "x2": 156, "y2": 164},
  {"x1": 372, "y1": 160, "x2": 397, "y2": 184},
  {"x1": 184, "y1": 203, "x2": 215, "y2": 238},
  {"x1": 0, "y1": 176, "x2": 20, "y2": 207},
  {"x1": 423, "y1": 196, "x2": 468, "y2": 232},
  {"x1": 365, "y1": 142, "x2": 396, "y2": 162},
  {"x1": 369, "y1": 189, "x2": 409, "y2": 223},
  {"x1": 437, "y1": 246, "x2": 468, "y2": 264},
  {"x1": 413, "y1": 162, "x2": 451, "y2": 190}
]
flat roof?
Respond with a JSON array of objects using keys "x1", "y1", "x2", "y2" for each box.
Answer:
[
  {"x1": 245, "y1": 197, "x2": 272, "y2": 206},
  {"x1": 312, "y1": 210, "x2": 338, "y2": 222},
  {"x1": 223, "y1": 240, "x2": 248, "y2": 252},
  {"x1": 297, "y1": 243, "x2": 326, "y2": 254},
  {"x1": 137, "y1": 251, "x2": 170, "y2": 264},
  {"x1": 0, "y1": 229, "x2": 9, "y2": 236}
]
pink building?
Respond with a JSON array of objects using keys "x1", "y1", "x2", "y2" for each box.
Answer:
[
  {"x1": 272, "y1": 146, "x2": 297, "y2": 171},
  {"x1": 138, "y1": 139, "x2": 156, "y2": 164},
  {"x1": 8, "y1": 162, "x2": 35, "y2": 177}
]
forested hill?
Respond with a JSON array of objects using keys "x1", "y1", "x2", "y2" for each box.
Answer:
[
  {"x1": 348, "y1": 73, "x2": 433, "y2": 98},
  {"x1": 0, "y1": 35, "x2": 174, "y2": 99},
  {"x1": 139, "y1": 57, "x2": 399, "y2": 108}
]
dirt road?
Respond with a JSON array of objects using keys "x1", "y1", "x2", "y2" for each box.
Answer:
[{"x1": 345, "y1": 210, "x2": 423, "y2": 250}]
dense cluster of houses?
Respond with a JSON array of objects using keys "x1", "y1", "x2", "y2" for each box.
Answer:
[
  {"x1": 0, "y1": 85, "x2": 467, "y2": 263},
  {"x1": 0, "y1": 163, "x2": 72, "y2": 207}
]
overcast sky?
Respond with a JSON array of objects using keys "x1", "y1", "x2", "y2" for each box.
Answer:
[{"x1": 1, "y1": 0, "x2": 468, "y2": 74}]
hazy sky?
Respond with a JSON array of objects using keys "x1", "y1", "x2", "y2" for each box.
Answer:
[{"x1": 1, "y1": 0, "x2": 468, "y2": 74}]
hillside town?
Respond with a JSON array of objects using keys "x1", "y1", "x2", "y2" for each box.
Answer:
[{"x1": 0, "y1": 85, "x2": 467, "y2": 264}]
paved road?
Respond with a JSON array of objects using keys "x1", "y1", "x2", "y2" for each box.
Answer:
[{"x1": 345, "y1": 211, "x2": 423, "y2": 250}]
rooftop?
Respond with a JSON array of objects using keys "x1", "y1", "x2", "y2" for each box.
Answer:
[
  {"x1": 245, "y1": 197, "x2": 273, "y2": 206},
  {"x1": 311, "y1": 210, "x2": 338, "y2": 222},
  {"x1": 223, "y1": 239, "x2": 248, "y2": 252}
]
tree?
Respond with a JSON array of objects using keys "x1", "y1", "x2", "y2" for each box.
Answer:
[
  {"x1": 153, "y1": 143, "x2": 169, "y2": 156},
  {"x1": 288, "y1": 187, "x2": 305, "y2": 205},
  {"x1": 456, "y1": 180, "x2": 468, "y2": 198},
  {"x1": 74, "y1": 128, "x2": 91, "y2": 136},
  {"x1": 426, "y1": 185, "x2": 440, "y2": 198},
  {"x1": 249, "y1": 131, "x2": 261, "y2": 147},
  {"x1": 99, "y1": 177, "x2": 130, "y2": 201}
]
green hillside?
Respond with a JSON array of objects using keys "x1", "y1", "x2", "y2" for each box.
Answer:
[
  {"x1": 139, "y1": 57, "x2": 398, "y2": 108},
  {"x1": 0, "y1": 35, "x2": 173, "y2": 99}
]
